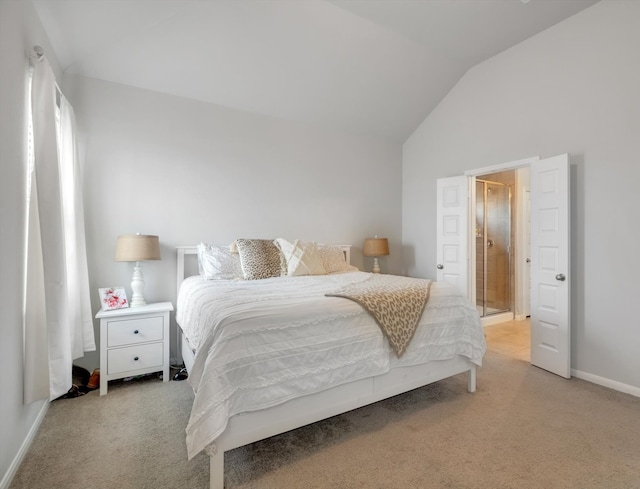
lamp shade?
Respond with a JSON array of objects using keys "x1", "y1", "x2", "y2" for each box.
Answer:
[
  {"x1": 363, "y1": 237, "x2": 390, "y2": 257},
  {"x1": 114, "y1": 235, "x2": 161, "y2": 262}
]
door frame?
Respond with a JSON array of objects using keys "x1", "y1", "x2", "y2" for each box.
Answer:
[
  {"x1": 465, "y1": 157, "x2": 540, "y2": 319},
  {"x1": 464, "y1": 155, "x2": 572, "y2": 378},
  {"x1": 516, "y1": 181, "x2": 531, "y2": 320}
]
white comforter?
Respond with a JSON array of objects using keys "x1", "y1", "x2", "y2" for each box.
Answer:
[{"x1": 176, "y1": 271, "x2": 486, "y2": 459}]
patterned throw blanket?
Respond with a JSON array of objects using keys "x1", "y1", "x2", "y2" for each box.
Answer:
[{"x1": 326, "y1": 274, "x2": 432, "y2": 357}]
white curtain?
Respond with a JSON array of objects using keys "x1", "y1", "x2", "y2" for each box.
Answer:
[
  {"x1": 58, "y1": 96, "x2": 96, "y2": 359},
  {"x1": 24, "y1": 56, "x2": 95, "y2": 403}
]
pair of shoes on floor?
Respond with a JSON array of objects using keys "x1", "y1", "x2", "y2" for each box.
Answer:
[
  {"x1": 58, "y1": 384, "x2": 85, "y2": 400},
  {"x1": 173, "y1": 368, "x2": 188, "y2": 381},
  {"x1": 87, "y1": 368, "x2": 100, "y2": 390}
]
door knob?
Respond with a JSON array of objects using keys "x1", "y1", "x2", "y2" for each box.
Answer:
[
  {"x1": 526, "y1": 258, "x2": 531, "y2": 263},
  {"x1": 437, "y1": 264, "x2": 444, "y2": 269},
  {"x1": 555, "y1": 273, "x2": 566, "y2": 281}
]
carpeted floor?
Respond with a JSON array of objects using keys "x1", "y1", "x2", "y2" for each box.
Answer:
[{"x1": 9, "y1": 345, "x2": 640, "y2": 488}]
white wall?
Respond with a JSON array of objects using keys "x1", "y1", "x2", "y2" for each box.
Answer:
[
  {"x1": 63, "y1": 74, "x2": 403, "y2": 371},
  {"x1": 403, "y1": 0, "x2": 640, "y2": 392},
  {"x1": 0, "y1": 1, "x2": 64, "y2": 486}
]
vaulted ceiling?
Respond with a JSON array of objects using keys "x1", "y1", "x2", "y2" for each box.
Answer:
[{"x1": 33, "y1": 0, "x2": 599, "y2": 142}]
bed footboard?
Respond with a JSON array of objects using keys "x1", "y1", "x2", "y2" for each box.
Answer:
[{"x1": 203, "y1": 358, "x2": 477, "y2": 489}]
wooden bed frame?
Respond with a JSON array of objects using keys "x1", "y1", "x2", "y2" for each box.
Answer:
[{"x1": 175, "y1": 245, "x2": 477, "y2": 489}]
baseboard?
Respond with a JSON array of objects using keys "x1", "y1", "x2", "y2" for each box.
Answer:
[
  {"x1": 481, "y1": 311, "x2": 514, "y2": 327},
  {"x1": 572, "y1": 369, "x2": 640, "y2": 398},
  {"x1": 0, "y1": 400, "x2": 49, "y2": 489}
]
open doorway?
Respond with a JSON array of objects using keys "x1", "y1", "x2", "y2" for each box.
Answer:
[
  {"x1": 474, "y1": 168, "x2": 530, "y2": 356},
  {"x1": 439, "y1": 154, "x2": 570, "y2": 377}
]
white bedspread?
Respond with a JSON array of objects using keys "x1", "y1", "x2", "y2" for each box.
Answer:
[{"x1": 176, "y1": 272, "x2": 486, "y2": 459}]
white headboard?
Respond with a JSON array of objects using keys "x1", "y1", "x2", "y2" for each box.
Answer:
[{"x1": 176, "y1": 244, "x2": 352, "y2": 294}]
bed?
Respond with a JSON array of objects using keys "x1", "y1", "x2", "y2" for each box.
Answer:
[{"x1": 175, "y1": 241, "x2": 486, "y2": 489}]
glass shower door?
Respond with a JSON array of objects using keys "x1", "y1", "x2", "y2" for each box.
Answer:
[{"x1": 476, "y1": 180, "x2": 511, "y2": 317}]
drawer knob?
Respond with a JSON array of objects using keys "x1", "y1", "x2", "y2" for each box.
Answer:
[
  {"x1": 133, "y1": 329, "x2": 139, "y2": 334},
  {"x1": 134, "y1": 356, "x2": 139, "y2": 361}
]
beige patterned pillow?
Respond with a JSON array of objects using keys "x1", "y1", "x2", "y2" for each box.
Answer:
[
  {"x1": 274, "y1": 239, "x2": 327, "y2": 276},
  {"x1": 235, "y1": 239, "x2": 285, "y2": 280},
  {"x1": 318, "y1": 245, "x2": 358, "y2": 274}
]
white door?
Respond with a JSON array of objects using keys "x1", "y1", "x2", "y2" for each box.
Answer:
[
  {"x1": 530, "y1": 154, "x2": 571, "y2": 378},
  {"x1": 436, "y1": 176, "x2": 469, "y2": 297}
]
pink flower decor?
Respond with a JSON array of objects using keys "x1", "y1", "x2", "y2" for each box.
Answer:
[{"x1": 99, "y1": 287, "x2": 129, "y2": 310}]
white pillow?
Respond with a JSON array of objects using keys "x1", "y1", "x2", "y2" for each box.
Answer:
[
  {"x1": 197, "y1": 243, "x2": 243, "y2": 280},
  {"x1": 274, "y1": 239, "x2": 327, "y2": 277},
  {"x1": 317, "y1": 245, "x2": 358, "y2": 274}
]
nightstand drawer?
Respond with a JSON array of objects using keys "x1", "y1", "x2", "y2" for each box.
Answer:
[
  {"x1": 107, "y1": 316, "x2": 164, "y2": 347},
  {"x1": 107, "y1": 342, "x2": 164, "y2": 375}
]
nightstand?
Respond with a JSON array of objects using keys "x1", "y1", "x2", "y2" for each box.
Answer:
[{"x1": 96, "y1": 302, "x2": 174, "y2": 395}]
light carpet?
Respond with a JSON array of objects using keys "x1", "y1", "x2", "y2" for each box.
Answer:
[{"x1": 9, "y1": 350, "x2": 640, "y2": 489}]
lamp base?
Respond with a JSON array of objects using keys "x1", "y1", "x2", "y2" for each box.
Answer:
[
  {"x1": 130, "y1": 262, "x2": 147, "y2": 307},
  {"x1": 372, "y1": 257, "x2": 381, "y2": 274}
]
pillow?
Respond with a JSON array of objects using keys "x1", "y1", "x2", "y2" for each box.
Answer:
[
  {"x1": 235, "y1": 239, "x2": 285, "y2": 280},
  {"x1": 274, "y1": 239, "x2": 327, "y2": 277},
  {"x1": 197, "y1": 243, "x2": 243, "y2": 280},
  {"x1": 317, "y1": 245, "x2": 358, "y2": 274}
]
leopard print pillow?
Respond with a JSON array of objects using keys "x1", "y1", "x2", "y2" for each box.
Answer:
[{"x1": 235, "y1": 239, "x2": 285, "y2": 280}]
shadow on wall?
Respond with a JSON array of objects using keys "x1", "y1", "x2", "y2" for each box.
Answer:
[
  {"x1": 401, "y1": 244, "x2": 415, "y2": 277},
  {"x1": 569, "y1": 155, "x2": 584, "y2": 358}
]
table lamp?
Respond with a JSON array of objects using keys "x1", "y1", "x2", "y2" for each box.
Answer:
[
  {"x1": 114, "y1": 234, "x2": 161, "y2": 307},
  {"x1": 363, "y1": 237, "x2": 390, "y2": 273}
]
